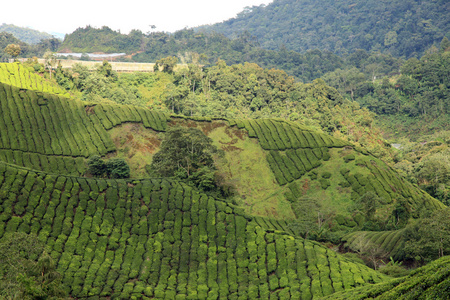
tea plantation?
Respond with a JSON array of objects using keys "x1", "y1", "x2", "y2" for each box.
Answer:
[
  {"x1": 0, "y1": 63, "x2": 449, "y2": 299},
  {"x1": 0, "y1": 161, "x2": 392, "y2": 298}
]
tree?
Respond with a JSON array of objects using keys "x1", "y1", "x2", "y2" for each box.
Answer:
[
  {"x1": 350, "y1": 233, "x2": 387, "y2": 270},
  {"x1": 440, "y1": 37, "x2": 450, "y2": 52},
  {"x1": 357, "y1": 191, "x2": 379, "y2": 221},
  {"x1": 289, "y1": 196, "x2": 334, "y2": 240},
  {"x1": 87, "y1": 156, "x2": 130, "y2": 179},
  {"x1": 87, "y1": 155, "x2": 107, "y2": 176},
  {"x1": 106, "y1": 158, "x2": 130, "y2": 179},
  {"x1": 43, "y1": 50, "x2": 57, "y2": 79},
  {"x1": 0, "y1": 232, "x2": 65, "y2": 299},
  {"x1": 149, "y1": 126, "x2": 225, "y2": 193},
  {"x1": 404, "y1": 208, "x2": 450, "y2": 263},
  {"x1": 416, "y1": 152, "x2": 450, "y2": 199},
  {"x1": 96, "y1": 60, "x2": 118, "y2": 80},
  {"x1": 4, "y1": 43, "x2": 21, "y2": 60},
  {"x1": 154, "y1": 56, "x2": 178, "y2": 73}
]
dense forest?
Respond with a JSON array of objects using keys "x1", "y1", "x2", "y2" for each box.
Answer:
[
  {"x1": 203, "y1": 0, "x2": 450, "y2": 58},
  {"x1": 322, "y1": 40, "x2": 450, "y2": 136}
]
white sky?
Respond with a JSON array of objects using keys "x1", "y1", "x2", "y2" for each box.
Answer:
[{"x1": 2, "y1": 0, "x2": 272, "y2": 35}]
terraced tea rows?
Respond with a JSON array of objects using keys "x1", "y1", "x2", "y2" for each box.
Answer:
[
  {"x1": 88, "y1": 103, "x2": 169, "y2": 132},
  {"x1": 231, "y1": 119, "x2": 347, "y2": 151},
  {"x1": 324, "y1": 256, "x2": 450, "y2": 300},
  {"x1": 0, "y1": 82, "x2": 114, "y2": 157},
  {"x1": 342, "y1": 230, "x2": 405, "y2": 260},
  {"x1": 0, "y1": 63, "x2": 70, "y2": 97},
  {"x1": 0, "y1": 149, "x2": 85, "y2": 176},
  {"x1": 0, "y1": 161, "x2": 387, "y2": 299},
  {"x1": 339, "y1": 156, "x2": 445, "y2": 214}
]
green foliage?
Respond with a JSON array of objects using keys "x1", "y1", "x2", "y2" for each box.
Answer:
[
  {"x1": 105, "y1": 158, "x2": 130, "y2": 179},
  {"x1": 154, "y1": 56, "x2": 178, "y2": 74},
  {"x1": 4, "y1": 43, "x2": 21, "y2": 59},
  {"x1": 0, "y1": 232, "x2": 66, "y2": 299},
  {"x1": 88, "y1": 156, "x2": 130, "y2": 179},
  {"x1": 343, "y1": 154, "x2": 355, "y2": 163},
  {"x1": 403, "y1": 208, "x2": 450, "y2": 263},
  {"x1": 328, "y1": 50, "x2": 450, "y2": 140},
  {"x1": 149, "y1": 126, "x2": 229, "y2": 197},
  {"x1": 378, "y1": 257, "x2": 410, "y2": 278},
  {"x1": 87, "y1": 155, "x2": 106, "y2": 176},
  {"x1": 356, "y1": 192, "x2": 379, "y2": 221}
]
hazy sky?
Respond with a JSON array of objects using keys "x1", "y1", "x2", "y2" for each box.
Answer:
[{"x1": 2, "y1": 0, "x2": 272, "y2": 35}]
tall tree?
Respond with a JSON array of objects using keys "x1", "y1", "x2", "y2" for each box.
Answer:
[
  {"x1": 4, "y1": 43, "x2": 21, "y2": 60},
  {"x1": 43, "y1": 50, "x2": 57, "y2": 79}
]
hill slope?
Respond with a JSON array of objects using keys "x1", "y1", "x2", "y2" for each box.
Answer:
[
  {"x1": 0, "y1": 62, "x2": 444, "y2": 222},
  {"x1": 0, "y1": 23, "x2": 53, "y2": 44},
  {"x1": 203, "y1": 0, "x2": 450, "y2": 57},
  {"x1": 0, "y1": 64, "x2": 447, "y2": 298},
  {"x1": 0, "y1": 78, "x2": 444, "y2": 223}
]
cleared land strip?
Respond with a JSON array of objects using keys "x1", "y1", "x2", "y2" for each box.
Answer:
[{"x1": 34, "y1": 59, "x2": 188, "y2": 72}]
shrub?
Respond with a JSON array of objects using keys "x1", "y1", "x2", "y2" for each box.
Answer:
[
  {"x1": 321, "y1": 172, "x2": 332, "y2": 179},
  {"x1": 87, "y1": 156, "x2": 130, "y2": 179},
  {"x1": 106, "y1": 158, "x2": 130, "y2": 179},
  {"x1": 343, "y1": 154, "x2": 356, "y2": 163},
  {"x1": 87, "y1": 156, "x2": 106, "y2": 176}
]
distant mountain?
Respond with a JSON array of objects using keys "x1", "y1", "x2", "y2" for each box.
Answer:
[
  {"x1": 201, "y1": 0, "x2": 450, "y2": 58},
  {"x1": 0, "y1": 23, "x2": 54, "y2": 44},
  {"x1": 49, "y1": 31, "x2": 65, "y2": 40}
]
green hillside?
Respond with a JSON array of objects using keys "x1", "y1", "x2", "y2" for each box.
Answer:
[
  {"x1": 0, "y1": 23, "x2": 53, "y2": 44},
  {"x1": 342, "y1": 230, "x2": 406, "y2": 261},
  {"x1": 0, "y1": 76, "x2": 443, "y2": 223}
]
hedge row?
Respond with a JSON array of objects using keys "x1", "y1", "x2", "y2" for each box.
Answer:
[
  {"x1": 0, "y1": 162, "x2": 387, "y2": 299},
  {"x1": 0, "y1": 63, "x2": 70, "y2": 97},
  {"x1": 363, "y1": 159, "x2": 444, "y2": 211},
  {"x1": 324, "y1": 256, "x2": 450, "y2": 300},
  {"x1": 266, "y1": 148, "x2": 329, "y2": 185},
  {"x1": 0, "y1": 82, "x2": 115, "y2": 157},
  {"x1": 252, "y1": 216, "x2": 296, "y2": 236},
  {"x1": 235, "y1": 119, "x2": 347, "y2": 150},
  {"x1": 90, "y1": 103, "x2": 170, "y2": 132},
  {"x1": 342, "y1": 230, "x2": 405, "y2": 260},
  {"x1": 0, "y1": 149, "x2": 85, "y2": 176},
  {"x1": 341, "y1": 158, "x2": 445, "y2": 214}
]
